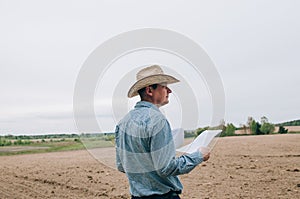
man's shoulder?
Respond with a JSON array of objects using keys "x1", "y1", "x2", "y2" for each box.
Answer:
[
  {"x1": 136, "y1": 106, "x2": 166, "y2": 121},
  {"x1": 118, "y1": 106, "x2": 166, "y2": 126}
]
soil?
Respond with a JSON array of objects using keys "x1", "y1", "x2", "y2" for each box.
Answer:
[{"x1": 0, "y1": 134, "x2": 299, "y2": 199}]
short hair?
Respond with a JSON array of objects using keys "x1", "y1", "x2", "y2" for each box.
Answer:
[{"x1": 138, "y1": 84, "x2": 158, "y2": 99}]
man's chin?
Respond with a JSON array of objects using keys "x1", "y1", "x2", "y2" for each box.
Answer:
[{"x1": 161, "y1": 100, "x2": 169, "y2": 106}]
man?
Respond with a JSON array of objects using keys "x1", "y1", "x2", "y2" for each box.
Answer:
[{"x1": 115, "y1": 65, "x2": 210, "y2": 199}]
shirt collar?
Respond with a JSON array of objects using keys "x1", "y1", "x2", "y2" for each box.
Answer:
[{"x1": 134, "y1": 101, "x2": 160, "y2": 112}]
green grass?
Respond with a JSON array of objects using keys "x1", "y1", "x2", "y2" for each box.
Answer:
[
  {"x1": 0, "y1": 140, "x2": 86, "y2": 156},
  {"x1": 80, "y1": 139, "x2": 114, "y2": 149},
  {"x1": 0, "y1": 137, "x2": 115, "y2": 156}
]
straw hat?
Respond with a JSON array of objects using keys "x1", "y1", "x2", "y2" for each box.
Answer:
[{"x1": 127, "y1": 65, "x2": 180, "y2": 98}]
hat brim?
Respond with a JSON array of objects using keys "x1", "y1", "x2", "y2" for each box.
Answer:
[{"x1": 127, "y1": 74, "x2": 180, "y2": 98}]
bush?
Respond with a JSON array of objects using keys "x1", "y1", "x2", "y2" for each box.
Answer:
[
  {"x1": 0, "y1": 139, "x2": 12, "y2": 146},
  {"x1": 14, "y1": 139, "x2": 23, "y2": 145},
  {"x1": 278, "y1": 126, "x2": 288, "y2": 134},
  {"x1": 13, "y1": 139, "x2": 32, "y2": 145}
]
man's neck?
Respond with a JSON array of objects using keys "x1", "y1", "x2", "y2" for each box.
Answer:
[{"x1": 141, "y1": 99, "x2": 161, "y2": 108}]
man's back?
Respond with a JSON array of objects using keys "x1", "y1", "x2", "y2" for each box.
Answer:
[
  {"x1": 115, "y1": 101, "x2": 183, "y2": 197},
  {"x1": 115, "y1": 65, "x2": 207, "y2": 198}
]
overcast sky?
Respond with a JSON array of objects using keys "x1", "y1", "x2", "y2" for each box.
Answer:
[{"x1": 1, "y1": 0, "x2": 299, "y2": 135}]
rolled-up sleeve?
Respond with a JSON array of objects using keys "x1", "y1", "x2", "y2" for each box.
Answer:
[{"x1": 159, "y1": 150, "x2": 203, "y2": 176}]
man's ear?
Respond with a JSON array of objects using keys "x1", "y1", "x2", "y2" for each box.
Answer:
[{"x1": 145, "y1": 86, "x2": 153, "y2": 96}]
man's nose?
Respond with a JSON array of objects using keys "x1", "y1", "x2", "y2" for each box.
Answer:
[{"x1": 167, "y1": 87, "x2": 172, "y2": 93}]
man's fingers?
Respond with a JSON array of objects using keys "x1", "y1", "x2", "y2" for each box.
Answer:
[{"x1": 203, "y1": 152, "x2": 210, "y2": 161}]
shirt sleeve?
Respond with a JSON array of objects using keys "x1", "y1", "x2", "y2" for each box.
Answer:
[
  {"x1": 116, "y1": 149, "x2": 125, "y2": 173},
  {"x1": 150, "y1": 118, "x2": 203, "y2": 177},
  {"x1": 115, "y1": 125, "x2": 125, "y2": 173}
]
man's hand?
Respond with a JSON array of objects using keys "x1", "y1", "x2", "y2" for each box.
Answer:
[
  {"x1": 202, "y1": 152, "x2": 210, "y2": 161},
  {"x1": 199, "y1": 147, "x2": 210, "y2": 162}
]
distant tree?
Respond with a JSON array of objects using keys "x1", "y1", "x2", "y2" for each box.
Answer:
[
  {"x1": 5, "y1": 134, "x2": 14, "y2": 139},
  {"x1": 195, "y1": 127, "x2": 209, "y2": 136},
  {"x1": 225, "y1": 123, "x2": 236, "y2": 136},
  {"x1": 184, "y1": 131, "x2": 196, "y2": 138},
  {"x1": 278, "y1": 126, "x2": 288, "y2": 134},
  {"x1": 247, "y1": 116, "x2": 254, "y2": 127},
  {"x1": 250, "y1": 120, "x2": 263, "y2": 135},
  {"x1": 261, "y1": 116, "x2": 269, "y2": 125},
  {"x1": 250, "y1": 120, "x2": 258, "y2": 134},
  {"x1": 276, "y1": 119, "x2": 300, "y2": 126},
  {"x1": 260, "y1": 122, "x2": 275, "y2": 134}
]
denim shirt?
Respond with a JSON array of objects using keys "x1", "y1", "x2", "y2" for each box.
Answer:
[{"x1": 115, "y1": 101, "x2": 203, "y2": 197}]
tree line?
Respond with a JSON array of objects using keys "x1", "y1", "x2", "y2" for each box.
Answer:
[
  {"x1": 194, "y1": 116, "x2": 292, "y2": 137},
  {"x1": 276, "y1": 119, "x2": 300, "y2": 126}
]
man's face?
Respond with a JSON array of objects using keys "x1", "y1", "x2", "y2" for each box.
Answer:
[{"x1": 152, "y1": 83, "x2": 172, "y2": 107}]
